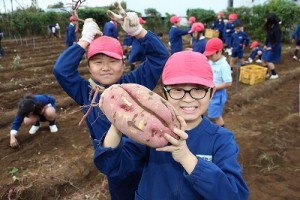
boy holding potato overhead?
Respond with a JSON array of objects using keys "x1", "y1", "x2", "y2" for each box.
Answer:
[
  {"x1": 53, "y1": 2, "x2": 169, "y2": 200},
  {"x1": 95, "y1": 51, "x2": 249, "y2": 199}
]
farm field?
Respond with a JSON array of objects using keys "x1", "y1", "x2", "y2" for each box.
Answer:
[{"x1": 0, "y1": 35, "x2": 299, "y2": 199}]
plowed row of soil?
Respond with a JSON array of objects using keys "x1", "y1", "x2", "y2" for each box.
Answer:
[{"x1": 0, "y1": 35, "x2": 299, "y2": 200}]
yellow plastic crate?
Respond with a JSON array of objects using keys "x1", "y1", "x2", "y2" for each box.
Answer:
[
  {"x1": 239, "y1": 65, "x2": 268, "y2": 85},
  {"x1": 205, "y1": 29, "x2": 219, "y2": 38}
]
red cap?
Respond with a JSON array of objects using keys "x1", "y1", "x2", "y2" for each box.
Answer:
[
  {"x1": 250, "y1": 41, "x2": 258, "y2": 49},
  {"x1": 162, "y1": 51, "x2": 214, "y2": 88},
  {"x1": 188, "y1": 22, "x2": 205, "y2": 33},
  {"x1": 139, "y1": 17, "x2": 146, "y2": 25},
  {"x1": 188, "y1": 16, "x2": 196, "y2": 24},
  {"x1": 69, "y1": 16, "x2": 78, "y2": 22},
  {"x1": 203, "y1": 38, "x2": 223, "y2": 56},
  {"x1": 228, "y1": 13, "x2": 238, "y2": 20},
  {"x1": 170, "y1": 16, "x2": 181, "y2": 24},
  {"x1": 87, "y1": 36, "x2": 123, "y2": 60},
  {"x1": 218, "y1": 12, "x2": 224, "y2": 17}
]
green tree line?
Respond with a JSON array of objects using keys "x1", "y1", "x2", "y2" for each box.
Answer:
[{"x1": 0, "y1": 0, "x2": 299, "y2": 42}]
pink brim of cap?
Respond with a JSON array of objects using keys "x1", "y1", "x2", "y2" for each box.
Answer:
[
  {"x1": 203, "y1": 50, "x2": 216, "y2": 57},
  {"x1": 163, "y1": 76, "x2": 214, "y2": 88},
  {"x1": 89, "y1": 50, "x2": 123, "y2": 60}
]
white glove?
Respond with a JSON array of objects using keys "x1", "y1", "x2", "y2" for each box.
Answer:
[
  {"x1": 107, "y1": 2, "x2": 142, "y2": 36},
  {"x1": 10, "y1": 130, "x2": 18, "y2": 135},
  {"x1": 79, "y1": 18, "x2": 102, "y2": 43}
]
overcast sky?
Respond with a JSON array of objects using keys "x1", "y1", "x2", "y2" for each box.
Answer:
[{"x1": 0, "y1": 0, "x2": 229, "y2": 16}]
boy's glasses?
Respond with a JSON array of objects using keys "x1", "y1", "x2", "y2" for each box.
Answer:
[{"x1": 163, "y1": 87, "x2": 211, "y2": 100}]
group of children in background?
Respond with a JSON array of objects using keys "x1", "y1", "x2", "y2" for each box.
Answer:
[{"x1": 8, "y1": 4, "x2": 300, "y2": 199}]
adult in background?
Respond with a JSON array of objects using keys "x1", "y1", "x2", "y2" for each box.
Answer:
[
  {"x1": 53, "y1": 3, "x2": 169, "y2": 199},
  {"x1": 212, "y1": 12, "x2": 225, "y2": 42},
  {"x1": 262, "y1": 13, "x2": 281, "y2": 79},
  {"x1": 103, "y1": 19, "x2": 119, "y2": 39},
  {"x1": 292, "y1": 24, "x2": 300, "y2": 61},
  {"x1": 169, "y1": 15, "x2": 190, "y2": 54},
  {"x1": 48, "y1": 24, "x2": 58, "y2": 38},
  {"x1": 10, "y1": 94, "x2": 58, "y2": 148},
  {"x1": 65, "y1": 16, "x2": 79, "y2": 47}
]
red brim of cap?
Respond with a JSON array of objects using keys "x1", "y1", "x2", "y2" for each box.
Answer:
[
  {"x1": 203, "y1": 50, "x2": 216, "y2": 57},
  {"x1": 89, "y1": 51, "x2": 122, "y2": 60},
  {"x1": 163, "y1": 76, "x2": 214, "y2": 88}
]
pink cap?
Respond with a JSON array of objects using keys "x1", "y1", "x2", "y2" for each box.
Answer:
[
  {"x1": 228, "y1": 13, "x2": 238, "y2": 20},
  {"x1": 188, "y1": 16, "x2": 196, "y2": 24},
  {"x1": 218, "y1": 12, "x2": 224, "y2": 17},
  {"x1": 87, "y1": 36, "x2": 123, "y2": 60},
  {"x1": 188, "y1": 22, "x2": 205, "y2": 33},
  {"x1": 139, "y1": 17, "x2": 146, "y2": 25},
  {"x1": 69, "y1": 16, "x2": 78, "y2": 22},
  {"x1": 250, "y1": 41, "x2": 258, "y2": 49},
  {"x1": 203, "y1": 38, "x2": 223, "y2": 56},
  {"x1": 170, "y1": 16, "x2": 181, "y2": 24},
  {"x1": 162, "y1": 51, "x2": 214, "y2": 88}
]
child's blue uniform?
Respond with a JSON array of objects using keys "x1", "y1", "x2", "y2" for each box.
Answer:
[
  {"x1": 262, "y1": 27, "x2": 281, "y2": 63},
  {"x1": 249, "y1": 46, "x2": 264, "y2": 60},
  {"x1": 65, "y1": 23, "x2": 76, "y2": 47},
  {"x1": 11, "y1": 94, "x2": 56, "y2": 132},
  {"x1": 223, "y1": 21, "x2": 235, "y2": 47},
  {"x1": 53, "y1": 31, "x2": 169, "y2": 200},
  {"x1": 129, "y1": 38, "x2": 146, "y2": 63},
  {"x1": 94, "y1": 116, "x2": 249, "y2": 200},
  {"x1": 122, "y1": 33, "x2": 133, "y2": 46},
  {"x1": 212, "y1": 19, "x2": 225, "y2": 41},
  {"x1": 103, "y1": 21, "x2": 118, "y2": 39},
  {"x1": 192, "y1": 36, "x2": 207, "y2": 54},
  {"x1": 208, "y1": 56, "x2": 232, "y2": 118},
  {"x1": 292, "y1": 25, "x2": 300, "y2": 45},
  {"x1": 230, "y1": 31, "x2": 250, "y2": 58},
  {"x1": 169, "y1": 25, "x2": 189, "y2": 54}
]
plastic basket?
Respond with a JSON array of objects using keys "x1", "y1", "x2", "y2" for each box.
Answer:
[
  {"x1": 239, "y1": 65, "x2": 268, "y2": 85},
  {"x1": 205, "y1": 29, "x2": 219, "y2": 38}
]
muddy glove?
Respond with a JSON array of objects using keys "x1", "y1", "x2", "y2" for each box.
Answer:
[
  {"x1": 79, "y1": 18, "x2": 102, "y2": 43},
  {"x1": 107, "y1": 2, "x2": 142, "y2": 36}
]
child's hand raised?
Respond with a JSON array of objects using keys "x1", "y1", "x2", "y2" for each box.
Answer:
[{"x1": 107, "y1": 2, "x2": 142, "y2": 36}]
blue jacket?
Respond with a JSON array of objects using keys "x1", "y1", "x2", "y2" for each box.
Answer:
[
  {"x1": 169, "y1": 26, "x2": 190, "y2": 54},
  {"x1": 212, "y1": 19, "x2": 225, "y2": 33},
  {"x1": 249, "y1": 46, "x2": 264, "y2": 59},
  {"x1": 53, "y1": 31, "x2": 169, "y2": 200},
  {"x1": 224, "y1": 21, "x2": 235, "y2": 46},
  {"x1": 94, "y1": 116, "x2": 249, "y2": 200},
  {"x1": 103, "y1": 21, "x2": 118, "y2": 39},
  {"x1": 129, "y1": 38, "x2": 146, "y2": 63},
  {"x1": 230, "y1": 31, "x2": 250, "y2": 53},
  {"x1": 11, "y1": 94, "x2": 56, "y2": 132},
  {"x1": 192, "y1": 37, "x2": 207, "y2": 54},
  {"x1": 65, "y1": 23, "x2": 76, "y2": 47},
  {"x1": 123, "y1": 33, "x2": 134, "y2": 46}
]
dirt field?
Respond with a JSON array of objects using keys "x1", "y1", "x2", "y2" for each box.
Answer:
[{"x1": 0, "y1": 35, "x2": 299, "y2": 200}]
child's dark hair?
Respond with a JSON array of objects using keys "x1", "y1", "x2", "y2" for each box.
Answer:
[{"x1": 17, "y1": 94, "x2": 44, "y2": 117}]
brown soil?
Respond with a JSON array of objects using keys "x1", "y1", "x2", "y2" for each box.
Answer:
[{"x1": 0, "y1": 35, "x2": 299, "y2": 200}]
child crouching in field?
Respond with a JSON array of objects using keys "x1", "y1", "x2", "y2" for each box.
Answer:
[
  {"x1": 94, "y1": 51, "x2": 249, "y2": 199},
  {"x1": 10, "y1": 94, "x2": 58, "y2": 147},
  {"x1": 246, "y1": 41, "x2": 264, "y2": 64}
]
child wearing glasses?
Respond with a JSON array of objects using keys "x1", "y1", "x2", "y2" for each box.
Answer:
[
  {"x1": 94, "y1": 51, "x2": 249, "y2": 200},
  {"x1": 203, "y1": 38, "x2": 232, "y2": 127}
]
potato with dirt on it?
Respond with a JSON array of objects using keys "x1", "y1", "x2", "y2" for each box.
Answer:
[{"x1": 99, "y1": 83, "x2": 181, "y2": 148}]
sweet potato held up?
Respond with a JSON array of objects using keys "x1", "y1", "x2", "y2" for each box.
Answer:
[{"x1": 99, "y1": 83, "x2": 180, "y2": 148}]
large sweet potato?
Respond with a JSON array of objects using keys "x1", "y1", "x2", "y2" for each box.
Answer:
[{"x1": 99, "y1": 83, "x2": 180, "y2": 148}]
